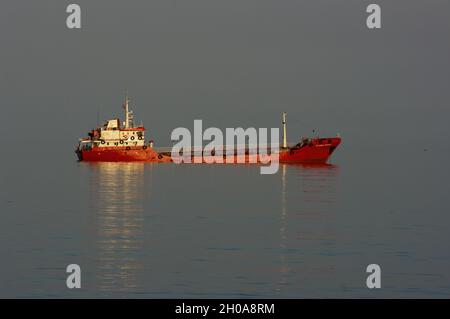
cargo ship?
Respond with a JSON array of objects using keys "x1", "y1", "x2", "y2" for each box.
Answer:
[{"x1": 75, "y1": 97, "x2": 341, "y2": 163}]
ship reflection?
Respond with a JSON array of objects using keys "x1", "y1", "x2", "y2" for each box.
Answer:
[
  {"x1": 88, "y1": 162, "x2": 147, "y2": 294},
  {"x1": 287, "y1": 163, "x2": 339, "y2": 204},
  {"x1": 275, "y1": 164, "x2": 290, "y2": 293},
  {"x1": 276, "y1": 163, "x2": 339, "y2": 295}
]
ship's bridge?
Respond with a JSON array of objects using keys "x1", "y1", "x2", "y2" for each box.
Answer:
[
  {"x1": 97, "y1": 122, "x2": 146, "y2": 148},
  {"x1": 92, "y1": 96, "x2": 147, "y2": 148}
]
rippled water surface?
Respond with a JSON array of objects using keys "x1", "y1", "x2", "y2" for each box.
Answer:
[{"x1": 1, "y1": 143, "x2": 450, "y2": 298}]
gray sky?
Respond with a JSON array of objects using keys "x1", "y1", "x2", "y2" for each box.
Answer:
[{"x1": 1, "y1": 0, "x2": 449, "y2": 149}]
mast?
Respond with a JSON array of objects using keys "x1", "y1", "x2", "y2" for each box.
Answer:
[
  {"x1": 282, "y1": 112, "x2": 287, "y2": 148},
  {"x1": 124, "y1": 93, "x2": 130, "y2": 129}
]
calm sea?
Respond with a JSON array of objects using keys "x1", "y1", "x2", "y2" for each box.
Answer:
[{"x1": 1, "y1": 141, "x2": 450, "y2": 298}]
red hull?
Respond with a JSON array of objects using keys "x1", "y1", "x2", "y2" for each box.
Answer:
[
  {"x1": 279, "y1": 137, "x2": 341, "y2": 163},
  {"x1": 77, "y1": 137, "x2": 341, "y2": 164},
  {"x1": 190, "y1": 137, "x2": 341, "y2": 163},
  {"x1": 76, "y1": 146, "x2": 171, "y2": 162}
]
